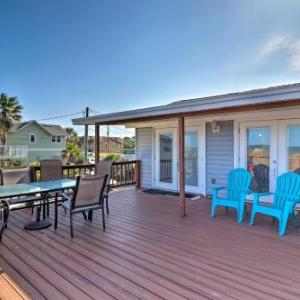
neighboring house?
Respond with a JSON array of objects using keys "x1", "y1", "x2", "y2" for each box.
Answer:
[
  {"x1": 7, "y1": 121, "x2": 68, "y2": 163},
  {"x1": 99, "y1": 136, "x2": 123, "y2": 153},
  {"x1": 78, "y1": 136, "x2": 123, "y2": 153},
  {"x1": 73, "y1": 82, "x2": 300, "y2": 198}
]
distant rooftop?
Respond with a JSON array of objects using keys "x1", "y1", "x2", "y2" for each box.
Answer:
[{"x1": 10, "y1": 121, "x2": 68, "y2": 136}]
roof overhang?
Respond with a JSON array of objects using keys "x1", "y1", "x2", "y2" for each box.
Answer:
[{"x1": 72, "y1": 83, "x2": 300, "y2": 126}]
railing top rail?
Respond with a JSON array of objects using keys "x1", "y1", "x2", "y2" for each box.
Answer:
[{"x1": 30, "y1": 160, "x2": 138, "y2": 170}]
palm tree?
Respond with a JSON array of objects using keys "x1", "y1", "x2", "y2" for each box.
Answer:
[
  {"x1": 0, "y1": 93, "x2": 23, "y2": 145},
  {"x1": 65, "y1": 127, "x2": 78, "y2": 143}
]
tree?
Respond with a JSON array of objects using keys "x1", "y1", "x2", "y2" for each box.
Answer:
[
  {"x1": 62, "y1": 140, "x2": 82, "y2": 164},
  {"x1": 0, "y1": 93, "x2": 23, "y2": 145},
  {"x1": 65, "y1": 127, "x2": 78, "y2": 142},
  {"x1": 63, "y1": 127, "x2": 81, "y2": 164},
  {"x1": 123, "y1": 137, "x2": 135, "y2": 149}
]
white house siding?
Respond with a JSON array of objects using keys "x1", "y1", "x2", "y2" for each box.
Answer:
[
  {"x1": 206, "y1": 120, "x2": 234, "y2": 194},
  {"x1": 136, "y1": 128, "x2": 153, "y2": 188}
]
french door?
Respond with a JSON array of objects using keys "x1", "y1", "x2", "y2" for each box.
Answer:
[
  {"x1": 185, "y1": 127, "x2": 204, "y2": 193},
  {"x1": 155, "y1": 129, "x2": 178, "y2": 190},
  {"x1": 155, "y1": 127, "x2": 205, "y2": 193},
  {"x1": 278, "y1": 120, "x2": 300, "y2": 175},
  {"x1": 239, "y1": 121, "x2": 278, "y2": 193}
]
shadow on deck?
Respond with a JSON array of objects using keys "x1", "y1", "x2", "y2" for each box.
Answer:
[{"x1": 1, "y1": 188, "x2": 300, "y2": 299}]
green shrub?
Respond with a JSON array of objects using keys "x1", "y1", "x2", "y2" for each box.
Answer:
[
  {"x1": 102, "y1": 153, "x2": 122, "y2": 162},
  {"x1": 75, "y1": 156, "x2": 84, "y2": 165}
]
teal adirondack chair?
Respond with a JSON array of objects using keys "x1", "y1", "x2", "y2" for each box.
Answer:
[
  {"x1": 211, "y1": 168, "x2": 252, "y2": 223},
  {"x1": 250, "y1": 172, "x2": 300, "y2": 236}
]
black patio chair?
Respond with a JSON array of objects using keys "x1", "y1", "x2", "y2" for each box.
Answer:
[
  {"x1": 0, "y1": 167, "x2": 45, "y2": 241},
  {"x1": 294, "y1": 168, "x2": 300, "y2": 175},
  {"x1": 95, "y1": 160, "x2": 113, "y2": 214},
  {"x1": 252, "y1": 164, "x2": 269, "y2": 193},
  {"x1": 39, "y1": 159, "x2": 65, "y2": 228},
  {"x1": 63, "y1": 174, "x2": 108, "y2": 238}
]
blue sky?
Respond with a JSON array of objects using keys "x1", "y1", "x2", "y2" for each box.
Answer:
[{"x1": 1, "y1": 0, "x2": 300, "y2": 136}]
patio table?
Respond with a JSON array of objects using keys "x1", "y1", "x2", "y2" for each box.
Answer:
[{"x1": 0, "y1": 179, "x2": 76, "y2": 234}]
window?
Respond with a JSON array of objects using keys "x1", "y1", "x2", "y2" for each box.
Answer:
[
  {"x1": 29, "y1": 133, "x2": 36, "y2": 143},
  {"x1": 113, "y1": 143, "x2": 116, "y2": 148},
  {"x1": 105, "y1": 143, "x2": 108, "y2": 149},
  {"x1": 51, "y1": 136, "x2": 62, "y2": 143}
]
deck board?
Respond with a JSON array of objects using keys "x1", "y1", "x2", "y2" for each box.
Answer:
[{"x1": 1, "y1": 188, "x2": 300, "y2": 299}]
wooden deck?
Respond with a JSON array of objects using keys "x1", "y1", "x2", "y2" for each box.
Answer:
[{"x1": 1, "y1": 188, "x2": 300, "y2": 299}]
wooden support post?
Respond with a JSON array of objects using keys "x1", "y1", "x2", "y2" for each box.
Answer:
[
  {"x1": 95, "y1": 125, "x2": 100, "y2": 163},
  {"x1": 178, "y1": 117, "x2": 185, "y2": 217}
]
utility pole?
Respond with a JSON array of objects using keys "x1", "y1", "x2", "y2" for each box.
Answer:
[{"x1": 83, "y1": 107, "x2": 89, "y2": 163}]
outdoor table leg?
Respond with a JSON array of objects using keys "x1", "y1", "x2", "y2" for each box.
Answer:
[
  {"x1": 0, "y1": 200, "x2": 9, "y2": 242},
  {"x1": 24, "y1": 200, "x2": 52, "y2": 231}
]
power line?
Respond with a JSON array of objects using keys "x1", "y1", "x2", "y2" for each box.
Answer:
[{"x1": 37, "y1": 111, "x2": 83, "y2": 122}]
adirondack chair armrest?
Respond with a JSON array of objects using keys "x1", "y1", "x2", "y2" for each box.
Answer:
[
  {"x1": 253, "y1": 192, "x2": 274, "y2": 205},
  {"x1": 212, "y1": 186, "x2": 227, "y2": 198}
]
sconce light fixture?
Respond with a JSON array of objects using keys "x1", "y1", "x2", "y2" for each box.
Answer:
[{"x1": 211, "y1": 120, "x2": 221, "y2": 133}]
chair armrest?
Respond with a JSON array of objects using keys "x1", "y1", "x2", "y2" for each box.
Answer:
[
  {"x1": 212, "y1": 186, "x2": 227, "y2": 198},
  {"x1": 60, "y1": 192, "x2": 72, "y2": 201},
  {"x1": 253, "y1": 192, "x2": 274, "y2": 205}
]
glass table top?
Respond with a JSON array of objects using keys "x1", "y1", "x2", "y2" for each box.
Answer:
[{"x1": 0, "y1": 179, "x2": 76, "y2": 199}]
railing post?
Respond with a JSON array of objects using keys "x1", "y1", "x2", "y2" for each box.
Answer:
[
  {"x1": 95, "y1": 124, "x2": 100, "y2": 163},
  {"x1": 135, "y1": 160, "x2": 141, "y2": 189},
  {"x1": 29, "y1": 166, "x2": 36, "y2": 182}
]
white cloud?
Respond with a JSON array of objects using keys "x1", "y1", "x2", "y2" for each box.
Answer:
[
  {"x1": 260, "y1": 35, "x2": 300, "y2": 71},
  {"x1": 260, "y1": 35, "x2": 291, "y2": 56}
]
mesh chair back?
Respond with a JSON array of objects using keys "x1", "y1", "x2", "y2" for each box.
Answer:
[
  {"x1": 253, "y1": 164, "x2": 269, "y2": 193},
  {"x1": 0, "y1": 167, "x2": 31, "y2": 185},
  {"x1": 40, "y1": 160, "x2": 63, "y2": 181},
  {"x1": 73, "y1": 174, "x2": 108, "y2": 208},
  {"x1": 96, "y1": 161, "x2": 113, "y2": 177}
]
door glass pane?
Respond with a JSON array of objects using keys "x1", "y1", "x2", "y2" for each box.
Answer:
[
  {"x1": 288, "y1": 126, "x2": 300, "y2": 173},
  {"x1": 185, "y1": 132, "x2": 198, "y2": 186},
  {"x1": 247, "y1": 127, "x2": 270, "y2": 192},
  {"x1": 159, "y1": 133, "x2": 173, "y2": 183}
]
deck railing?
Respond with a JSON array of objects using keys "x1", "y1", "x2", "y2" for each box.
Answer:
[{"x1": 30, "y1": 160, "x2": 141, "y2": 188}]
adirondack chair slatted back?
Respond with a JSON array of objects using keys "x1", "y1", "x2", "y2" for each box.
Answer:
[
  {"x1": 273, "y1": 173, "x2": 300, "y2": 209},
  {"x1": 227, "y1": 168, "x2": 251, "y2": 201}
]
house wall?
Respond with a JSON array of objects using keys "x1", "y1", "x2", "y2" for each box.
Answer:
[
  {"x1": 133, "y1": 106, "x2": 300, "y2": 195},
  {"x1": 136, "y1": 128, "x2": 153, "y2": 188},
  {"x1": 7, "y1": 123, "x2": 66, "y2": 163},
  {"x1": 206, "y1": 120, "x2": 234, "y2": 194},
  {"x1": 99, "y1": 137, "x2": 123, "y2": 153}
]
